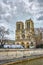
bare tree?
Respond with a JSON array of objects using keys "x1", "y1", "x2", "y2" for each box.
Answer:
[{"x1": 0, "y1": 26, "x2": 9, "y2": 45}]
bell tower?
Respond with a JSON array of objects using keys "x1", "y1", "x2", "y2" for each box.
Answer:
[
  {"x1": 25, "y1": 19, "x2": 35, "y2": 40},
  {"x1": 15, "y1": 21, "x2": 24, "y2": 40}
]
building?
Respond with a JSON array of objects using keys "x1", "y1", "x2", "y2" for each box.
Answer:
[
  {"x1": 35, "y1": 28, "x2": 42, "y2": 45},
  {"x1": 0, "y1": 19, "x2": 42, "y2": 48},
  {"x1": 15, "y1": 19, "x2": 36, "y2": 48}
]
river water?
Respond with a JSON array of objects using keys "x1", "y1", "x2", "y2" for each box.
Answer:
[{"x1": 12, "y1": 58, "x2": 43, "y2": 65}]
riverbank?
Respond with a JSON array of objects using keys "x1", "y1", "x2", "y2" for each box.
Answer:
[
  {"x1": 1, "y1": 54, "x2": 43, "y2": 65},
  {"x1": 0, "y1": 49, "x2": 43, "y2": 65},
  {"x1": 0, "y1": 49, "x2": 43, "y2": 60}
]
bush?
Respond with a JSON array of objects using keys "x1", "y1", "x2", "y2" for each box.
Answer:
[
  {"x1": 0, "y1": 44, "x2": 4, "y2": 48},
  {"x1": 36, "y1": 44, "x2": 43, "y2": 48}
]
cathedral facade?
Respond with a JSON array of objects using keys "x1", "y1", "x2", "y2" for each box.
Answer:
[{"x1": 15, "y1": 19, "x2": 36, "y2": 48}]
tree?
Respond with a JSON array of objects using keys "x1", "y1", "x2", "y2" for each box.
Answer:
[{"x1": 0, "y1": 26, "x2": 9, "y2": 45}]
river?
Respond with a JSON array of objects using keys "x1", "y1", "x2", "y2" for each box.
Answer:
[{"x1": 12, "y1": 58, "x2": 43, "y2": 65}]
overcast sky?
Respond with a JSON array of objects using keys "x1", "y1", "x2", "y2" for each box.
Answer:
[{"x1": 0, "y1": 0, "x2": 43, "y2": 40}]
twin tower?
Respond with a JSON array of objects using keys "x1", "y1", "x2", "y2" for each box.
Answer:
[{"x1": 15, "y1": 19, "x2": 36, "y2": 48}]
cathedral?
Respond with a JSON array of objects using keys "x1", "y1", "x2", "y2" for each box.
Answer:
[{"x1": 15, "y1": 19, "x2": 36, "y2": 48}]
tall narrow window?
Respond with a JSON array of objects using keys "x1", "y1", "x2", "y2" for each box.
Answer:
[
  {"x1": 22, "y1": 25, "x2": 24, "y2": 29},
  {"x1": 27, "y1": 22, "x2": 30, "y2": 29},
  {"x1": 17, "y1": 24, "x2": 20, "y2": 30}
]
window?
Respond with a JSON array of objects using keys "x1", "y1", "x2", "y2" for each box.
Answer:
[
  {"x1": 22, "y1": 34, "x2": 25, "y2": 39},
  {"x1": 31, "y1": 42, "x2": 33, "y2": 46},
  {"x1": 17, "y1": 24, "x2": 20, "y2": 30},
  {"x1": 27, "y1": 22, "x2": 30, "y2": 29},
  {"x1": 17, "y1": 36, "x2": 20, "y2": 39}
]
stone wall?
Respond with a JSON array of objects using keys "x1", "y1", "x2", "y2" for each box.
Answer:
[{"x1": 0, "y1": 49, "x2": 43, "y2": 60}]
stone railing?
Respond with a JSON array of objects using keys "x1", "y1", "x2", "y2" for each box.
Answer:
[{"x1": 0, "y1": 49, "x2": 43, "y2": 60}]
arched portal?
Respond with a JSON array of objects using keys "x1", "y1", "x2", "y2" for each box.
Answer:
[
  {"x1": 30, "y1": 42, "x2": 33, "y2": 46},
  {"x1": 16, "y1": 43, "x2": 19, "y2": 45},
  {"x1": 26, "y1": 42, "x2": 29, "y2": 48},
  {"x1": 21, "y1": 42, "x2": 25, "y2": 48}
]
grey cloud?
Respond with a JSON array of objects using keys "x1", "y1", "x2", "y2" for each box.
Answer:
[
  {"x1": 3, "y1": 0, "x2": 8, "y2": 4},
  {"x1": 4, "y1": 16, "x2": 12, "y2": 22},
  {"x1": 15, "y1": 2, "x2": 25, "y2": 13},
  {"x1": 1, "y1": 0, "x2": 43, "y2": 21},
  {"x1": 0, "y1": 4, "x2": 5, "y2": 15},
  {"x1": 37, "y1": 16, "x2": 43, "y2": 20},
  {"x1": 38, "y1": 0, "x2": 43, "y2": 3},
  {"x1": 0, "y1": 0, "x2": 43, "y2": 24},
  {"x1": 0, "y1": 0, "x2": 32, "y2": 22},
  {"x1": 0, "y1": 16, "x2": 2, "y2": 19},
  {"x1": 29, "y1": 0, "x2": 34, "y2": 2},
  {"x1": 0, "y1": 0, "x2": 16, "y2": 22},
  {"x1": 38, "y1": 11, "x2": 43, "y2": 14},
  {"x1": 3, "y1": 0, "x2": 16, "y2": 8}
]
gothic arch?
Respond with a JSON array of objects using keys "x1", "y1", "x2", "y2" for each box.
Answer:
[
  {"x1": 21, "y1": 42, "x2": 25, "y2": 48},
  {"x1": 26, "y1": 42, "x2": 29, "y2": 48}
]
